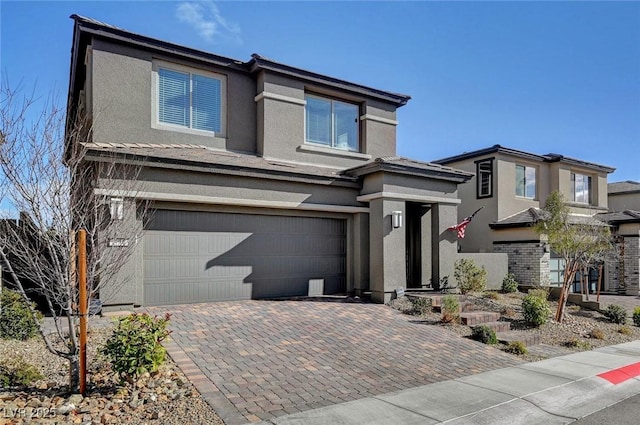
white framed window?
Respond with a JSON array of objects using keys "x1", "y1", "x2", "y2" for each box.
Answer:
[
  {"x1": 305, "y1": 94, "x2": 359, "y2": 152},
  {"x1": 153, "y1": 61, "x2": 226, "y2": 136},
  {"x1": 476, "y1": 159, "x2": 493, "y2": 198},
  {"x1": 571, "y1": 173, "x2": 591, "y2": 204},
  {"x1": 515, "y1": 164, "x2": 536, "y2": 199}
]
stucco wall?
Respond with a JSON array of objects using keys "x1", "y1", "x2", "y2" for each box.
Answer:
[
  {"x1": 609, "y1": 192, "x2": 640, "y2": 211},
  {"x1": 457, "y1": 253, "x2": 508, "y2": 290},
  {"x1": 90, "y1": 39, "x2": 257, "y2": 153}
]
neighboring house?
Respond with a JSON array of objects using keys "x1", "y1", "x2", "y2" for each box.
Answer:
[
  {"x1": 66, "y1": 15, "x2": 472, "y2": 309},
  {"x1": 433, "y1": 145, "x2": 621, "y2": 293},
  {"x1": 608, "y1": 181, "x2": 640, "y2": 211},
  {"x1": 595, "y1": 181, "x2": 640, "y2": 296}
]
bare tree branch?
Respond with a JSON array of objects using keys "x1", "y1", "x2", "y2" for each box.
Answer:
[{"x1": 0, "y1": 78, "x2": 148, "y2": 392}]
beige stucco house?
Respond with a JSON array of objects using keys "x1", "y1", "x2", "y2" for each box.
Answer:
[
  {"x1": 66, "y1": 15, "x2": 472, "y2": 309},
  {"x1": 432, "y1": 145, "x2": 631, "y2": 293}
]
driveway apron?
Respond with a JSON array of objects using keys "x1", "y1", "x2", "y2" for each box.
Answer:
[{"x1": 146, "y1": 300, "x2": 523, "y2": 424}]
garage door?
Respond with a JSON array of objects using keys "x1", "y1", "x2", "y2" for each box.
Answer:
[{"x1": 143, "y1": 210, "x2": 346, "y2": 305}]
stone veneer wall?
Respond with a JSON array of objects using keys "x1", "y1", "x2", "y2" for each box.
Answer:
[
  {"x1": 493, "y1": 241, "x2": 550, "y2": 287},
  {"x1": 623, "y1": 235, "x2": 640, "y2": 295}
]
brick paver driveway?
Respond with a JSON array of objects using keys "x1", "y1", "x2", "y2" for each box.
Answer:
[{"x1": 147, "y1": 300, "x2": 523, "y2": 424}]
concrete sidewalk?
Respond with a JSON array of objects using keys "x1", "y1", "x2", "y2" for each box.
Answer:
[{"x1": 256, "y1": 340, "x2": 640, "y2": 425}]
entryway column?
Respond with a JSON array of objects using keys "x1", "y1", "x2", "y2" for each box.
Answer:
[
  {"x1": 431, "y1": 203, "x2": 458, "y2": 290},
  {"x1": 369, "y1": 198, "x2": 406, "y2": 303}
]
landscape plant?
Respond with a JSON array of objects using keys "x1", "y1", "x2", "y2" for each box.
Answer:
[
  {"x1": 411, "y1": 297, "x2": 432, "y2": 316},
  {"x1": 0, "y1": 356, "x2": 44, "y2": 387},
  {"x1": 0, "y1": 289, "x2": 42, "y2": 340},
  {"x1": 501, "y1": 273, "x2": 519, "y2": 293},
  {"x1": 534, "y1": 191, "x2": 614, "y2": 322},
  {"x1": 454, "y1": 258, "x2": 487, "y2": 294},
  {"x1": 471, "y1": 324, "x2": 497, "y2": 344},
  {"x1": 603, "y1": 304, "x2": 627, "y2": 325},
  {"x1": 522, "y1": 290, "x2": 551, "y2": 326},
  {"x1": 633, "y1": 307, "x2": 640, "y2": 327},
  {"x1": 0, "y1": 81, "x2": 148, "y2": 392},
  {"x1": 504, "y1": 341, "x2": 528, "y2": 355},
  {"x1": 441, "y1": 295, "x2": 460, "y2": 323},
  {"x1": 101, "y1": 313, "x2": 171, "y2": 380}
]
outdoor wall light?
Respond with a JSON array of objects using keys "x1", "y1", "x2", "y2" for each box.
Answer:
[{"x1": 392, "y1": 211, "x2": 403, "y2": 229}]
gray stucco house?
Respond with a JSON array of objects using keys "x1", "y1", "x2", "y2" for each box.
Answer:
[
  {"x1": 432, "y1": 145, "x2": 640, "y2": 295},
  {"x1": 66, "y1": 15, "x2": 472, "y2": 309}
]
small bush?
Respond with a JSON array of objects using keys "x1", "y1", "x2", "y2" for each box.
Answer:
[
  {"x1": 0, "y1": 357, "x2": 44, "y2": 387},
  {"x1": 522, "y1": 292, "x2": 551, "y2": 327},
  {"x1": 619, "y1": 326, "x2": 633, "y2": 336},
  {"x1": 633, "y1": 307, "x2": 640, "y2": 327},
  {"x1": 454, "y1": 259, "x2": 487, "y2": 294},
  {"x1": 471, "y1": 325, "x2": 497, "y2": 345},
  {"x1": 603, "y1": 304, "x2": 627, "y2": 325},
  {"x1": 482, "y1": 291, "x2": 499, "y2": 300},
  {"x1": 0, "y1": 289, "x2": 42, "y2": 340},
  {"x1": 441, "y1": 295, "x2": 460, "y2": 323},
  {"x1": 589, "y1": 328, "x2": 605, "y2": 340},
  {"x1": 411, "y1": 297, "x2": 432, "y2": 316},
  {"x1": 565, "y1": 337, "x2": 591, "y2": 350},
  {"x1": 504, "y1": 341, "x2": 528, "y2": 355},
  {"x1": 101, "y1": 313, "x2": 171, "y2": 380},
  {"x1": 501, "y1": 274, "x2": 519, "y2": 293}
]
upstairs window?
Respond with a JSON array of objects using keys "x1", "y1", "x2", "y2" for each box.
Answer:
[
  {"x1": 156, "y1": 64, "x2": 225, "y2": 135},
  {"x1": 476, "y1": 159, "x2": 493, "y2": 198},
  {"x1": 515, "y1": 165, "x2": 536, "y2": 199},
  {"x1": 305, "y1": 94, "x2": 359, "y2": 152},
  {"x1": 571, "y1": 173, "x2": 592, "y2": 204}
]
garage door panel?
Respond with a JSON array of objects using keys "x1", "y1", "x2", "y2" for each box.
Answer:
[{"x1": 143, "y1": 210, "x2": 346, "y2": 305}]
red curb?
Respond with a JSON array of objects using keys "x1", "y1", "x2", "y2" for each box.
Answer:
[{"x1": 598, "y1": 362, "x2": 640, "y2": 385}]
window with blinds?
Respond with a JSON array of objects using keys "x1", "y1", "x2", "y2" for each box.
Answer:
[
  {"x1": 156, "y1": 64, "x2": 224, "y2": 134},
  {"x1": 476, "y1": 158, "x2": 493, "y2": 198}
]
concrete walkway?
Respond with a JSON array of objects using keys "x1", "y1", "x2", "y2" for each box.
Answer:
[{"x1": 257, "y1": 340, "x2": 640, "y2": 425}]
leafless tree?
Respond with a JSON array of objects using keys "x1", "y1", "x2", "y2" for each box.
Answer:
[{"x1": 0, "y1": 79, "x2": 148, "y2": 392}]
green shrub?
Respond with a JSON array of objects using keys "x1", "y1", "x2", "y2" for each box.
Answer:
[
  {"x1": 522, "y1": 292, "x2": 551, "y2": 326},
  {"x1": 454, "y1": 259, "x2": 487, "y2": 294},
  {"x1": 0, "y1": 357, "x2": 44, "y2": 387},
  {"x1": 411, "y1": 297, "x2": 432, "y2": 315},
  {"x1": 471, "y1": 325, "x2": 497, "y2": 345},
  {"x1": 101, "y1": 313, "x2": 171, "y2": 379},
  {"x1": 501, "y1": 274, "x2": 519, "y2": 293},
  {"x1": 504, "y1": 341, "x2": 528, "y2": 355},
  {"x1": 603, "y1": 304, "x2": 627, "y2": 325},
  {"x1": 441, "y1": 295, "x2": 460, "y2": 323},
  {"x1": 0, "y1": 289, "x2": 42, "y2": 340},
  {"x1": 633, "y1": 307, "x2": 640, "y2": 327}
]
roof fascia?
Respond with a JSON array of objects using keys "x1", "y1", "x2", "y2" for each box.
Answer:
[{"x1": 250, "y1": 57, "x2": 411, "y2": 107}]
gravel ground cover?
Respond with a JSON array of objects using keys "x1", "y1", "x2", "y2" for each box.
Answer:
[
  {"x1": 1, "y1": 325, "x2": 222, "y2": 425},
  {"x1": 389, "y1": 291, "x2": 640, "y2": 361}
]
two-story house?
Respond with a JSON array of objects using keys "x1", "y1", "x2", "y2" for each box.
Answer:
[
  {"x1": 66, "y1": 15, "x2": 472, "y2": 310},
  {"x1": 596, "y1": 181, "x2": 640, "y2": 296},
  {"x1": 433, "y1": 145, "x2": 619, "y2": 293}
]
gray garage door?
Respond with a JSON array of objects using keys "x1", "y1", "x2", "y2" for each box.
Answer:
[{"x1": 143, "y1": 210, "x2": 346, "y2": 305}]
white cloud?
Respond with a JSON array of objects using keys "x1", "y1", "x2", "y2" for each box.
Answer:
[{"x1": 176, "y1": 1, "x2": 242, "y2": 45}]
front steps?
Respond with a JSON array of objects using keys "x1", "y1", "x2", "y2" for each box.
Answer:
[{"x1": 406, "y1": 293, "x2": 540, "y2": 348}]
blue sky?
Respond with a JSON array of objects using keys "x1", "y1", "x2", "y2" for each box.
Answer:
[{"x1": 1, "y1": 1, "x2": 639, "y2": 182}]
